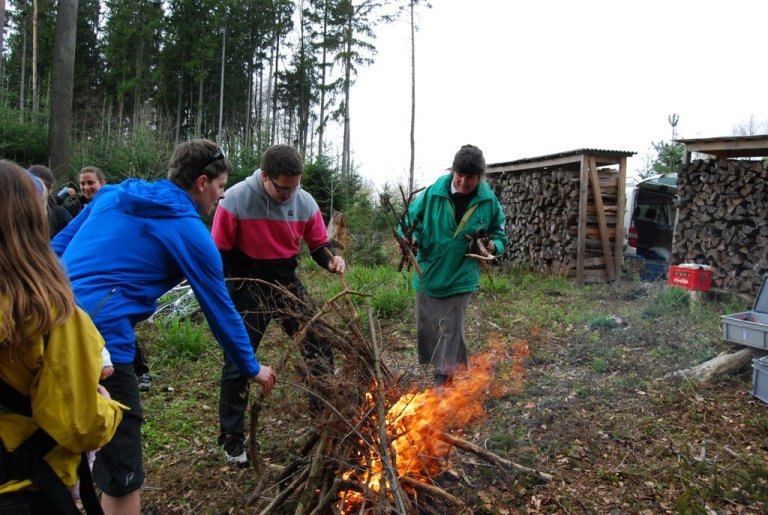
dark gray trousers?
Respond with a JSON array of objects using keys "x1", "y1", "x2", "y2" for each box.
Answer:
[{"x1": 415, "y1": 291, "x2": 472, "y2": 376}]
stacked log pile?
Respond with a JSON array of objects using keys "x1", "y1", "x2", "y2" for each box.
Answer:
[
  {"x1": 489, "y1": 168, "x2": 620, "y2": 281},
  {"x1": 672, "y1": 158, "x2": 768, "y2": 295}
]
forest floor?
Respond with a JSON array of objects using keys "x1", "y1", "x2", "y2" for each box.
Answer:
[{"x1": 135, "y1": 264, "x2": 768, "y2": 514}]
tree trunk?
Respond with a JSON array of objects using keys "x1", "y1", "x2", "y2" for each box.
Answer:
[
  {"x1": 270, "y1": 32, "x2": 280, "y2": 145},
  {"x1": 48, "y1": 0, "x2": 79, "y2": 183},
  {"x1": 217, "y1": 21, "x2": 226, "y2": 143},
  {"x1": 0, "y1": 0, "x2": 5, "y2": 80},
  {"x1": 175, "y1": 75, "x2": 182, "y2": 143},
  {"x1": 408, "y1": 0, "x2": 416, "y2": 196},
  {"x1": 19, "y1": 0, "x2": 27, "y2": 115},
  {"x1": 317, "y1": 4, "x2": 329, "y2": 157},
  {"x1": 341, "y1": 22, "x2": 351, "y2": 188},
  {"x1": 31, "y1": 0, "x2": 38, "y2": 112},
  {"x1": 196, "y1": 76, "x2": 203, "y2": 136},
  {"x1": 245, "y1": 57, "x2": 253, "y2": 149}
]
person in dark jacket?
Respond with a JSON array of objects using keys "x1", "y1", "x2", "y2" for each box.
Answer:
[
  {"x1": 52, "y1": 139, "x2": 277, "y2": 515},
  {"x1": 57, "y1": 166, "x2": 107, "y2": 218},
  {"x1": 28, "y1": 164, "x2": 73, "y2": 238},
  {"x1": 404, "y1": 144, "x2": 508, "y2": 386}
]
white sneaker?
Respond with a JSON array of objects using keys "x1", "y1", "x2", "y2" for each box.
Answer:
[{"x1": 223, "y1": 439, "x2": 249, "y2": 468}]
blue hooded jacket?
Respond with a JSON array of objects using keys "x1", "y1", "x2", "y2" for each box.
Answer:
[{"x1": 52, "y1": 179, "x2": 260, "y2": 377}]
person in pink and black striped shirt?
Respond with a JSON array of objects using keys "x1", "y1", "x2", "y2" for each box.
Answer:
[{"x1": 211, "y1": 144, "x2": 345, "y2": 467}]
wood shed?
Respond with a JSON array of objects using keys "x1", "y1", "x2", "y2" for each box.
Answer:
[
  {"x1": 672, "y1": 135, "x2": 768, "y2": 296},
  {"x1": 486, "y1": 149, "x2": 635, "y2": 284}
]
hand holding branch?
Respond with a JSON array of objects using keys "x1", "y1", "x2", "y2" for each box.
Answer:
[{"x1": 251, "y1": 365, "x2": 278, "y2": 396}]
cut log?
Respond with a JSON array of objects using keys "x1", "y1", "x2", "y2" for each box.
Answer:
[{"x1": 664, "y1": 347, "x2": 762, "y2": 382}]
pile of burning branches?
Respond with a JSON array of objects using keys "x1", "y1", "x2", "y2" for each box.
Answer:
[{"x1": 239, "y1": 277, "x2": 551, "y2": 514}]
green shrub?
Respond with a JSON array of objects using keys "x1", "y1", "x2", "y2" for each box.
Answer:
[
  {"x1": 156, "y1": 317, "x2": 209, "y2": 360},
  {"x1": 588, "y1": 315, "x2": 619, "y2": 331},
  {"x1": 0, "y1": 106, "x2": 49, "y2": 166},
  {"x1": 643, "y1": 286, "x2": 690, "y2": 319},
  {"x1": 372, "y1": 281, "x2": 412, "y2": 318},
  {"x1": 480, "y1": 272, "x2": 511, "y2": 294}
]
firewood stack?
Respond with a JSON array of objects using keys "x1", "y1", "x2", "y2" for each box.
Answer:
[
  {"x1": 672, "y1": 158, "x2": 768, "y2": 295},
  {"x1": 489, "y1": 168, "x2": 621, "y2": 281}
]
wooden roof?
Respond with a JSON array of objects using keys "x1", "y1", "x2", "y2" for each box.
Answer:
[
  {"x1": 675, "y1": 134, "x2": 768, "y2": 161},
  {"x1": 486, "y1": 148, "x2": 636, "y2": 173}
]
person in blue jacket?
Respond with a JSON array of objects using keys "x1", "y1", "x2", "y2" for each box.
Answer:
[{"x1": 52, "y1": 139, "x2": 277, "y2": 515}]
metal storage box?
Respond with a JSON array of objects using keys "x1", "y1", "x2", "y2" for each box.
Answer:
[
  {"x1": 721, "y1": 274, "x2": 768, "y2": 350},
  {"x1": 751, "y1": 356, "x2": 768, "y2": 404}
]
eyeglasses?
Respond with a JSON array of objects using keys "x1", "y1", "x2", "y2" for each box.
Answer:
[
  {"x1": 195, "y1": 147, "x2": 225, "y2": 175},
  {"x1": 269, "y1": 177, "x2": 301, "y2": 195}
]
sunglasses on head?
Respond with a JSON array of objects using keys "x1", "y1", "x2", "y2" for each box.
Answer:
[{"x1": 195, "y1": 147, "x2": 225, "y2": 175}]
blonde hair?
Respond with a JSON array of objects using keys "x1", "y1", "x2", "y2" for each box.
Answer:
[{"x1": 0, "y1": 160, "x2": 75, "y2": 349}]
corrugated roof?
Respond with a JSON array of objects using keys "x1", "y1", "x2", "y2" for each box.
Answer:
[
  {"x1": 675, "y1": 134, "x2": 768, "y2": 160},
  {"x1": 487, "y1": 148, "x2": 636, "y2": 173}
]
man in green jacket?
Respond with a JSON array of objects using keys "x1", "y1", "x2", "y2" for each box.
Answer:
[{"x1": 405, "y1": 144, "x2": 508, "y2": 386}]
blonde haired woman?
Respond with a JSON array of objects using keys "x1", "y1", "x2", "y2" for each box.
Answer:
[{"x1": 0, "y1": 160, "x2": 123, "y2": 514}]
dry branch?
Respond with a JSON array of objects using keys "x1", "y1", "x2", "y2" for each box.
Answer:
[
  {"x1": 400, "y1": 475, "x2": 466, "y2": 507},
  {"x1": 257, "y1": 466, "x2": 310, "y2": 515},
  {"x1": 436, "y1": 431, "x2": 553, "y2": 482}
]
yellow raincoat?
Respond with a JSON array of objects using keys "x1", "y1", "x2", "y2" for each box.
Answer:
[{"x1": 0, "y1": 306, "x2": 124, "y2": 493}]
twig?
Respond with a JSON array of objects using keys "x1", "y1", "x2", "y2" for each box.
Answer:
[
  {"x1": 368, "y1": 308, "x2": 409, "y2": 514},
  {"x1": 380, "y1": 186, "x2": 423, "y2": 276},
  {"x1": 295, "y1": 434, "x2": 332, "y2": 514},
  {"x1": 257, "y1": 466, "x2": 310, "y2": 515},
  {"x1": 272, "y1": 431, "x2": 319, "y2": 494},
  {"x1": 399, "y1": 476, "x2": 465, "y2": 507},
  {"x1": 436, "y1": 431, "x2": 553, "y2": 481},
  {"x1": 246, "y1": 392, "x2": 269, "y2": 505},
  {"x1": 309, "y1": 477, "x2": 344, "y2": 515},
  {"x1": 323, "y1": 246, "x2": 359, "y2": 322}
]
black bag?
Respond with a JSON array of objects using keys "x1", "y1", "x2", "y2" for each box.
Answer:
[{"x1": 0, "y1": 375, "x2": 103, "y2": 515}]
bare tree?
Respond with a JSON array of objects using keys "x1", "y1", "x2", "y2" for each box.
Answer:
[
  {"x1": 48, "y1": 0, "x2": 79, "y2": 182},
  {"x1": 400, "y1": 0, "x2": 430, "y2": 195},
  {"x1": 732, "y1": 114, "x2": 768, "y2": 136}
]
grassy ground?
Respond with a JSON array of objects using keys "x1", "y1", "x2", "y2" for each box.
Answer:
[{"x1": 135, "y1": 259, "x2": 768, "y2": 514}]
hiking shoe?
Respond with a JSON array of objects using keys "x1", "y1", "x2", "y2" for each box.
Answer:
[
  {"x1": 137, "y1": 373, "x2": 152, "y2": 392},
  {"x1": 223, "y1": 439, "x2": 249, "y2": 468},
  {"x1": 434, "y1": 373, "x2": 451, "y2": 386}
]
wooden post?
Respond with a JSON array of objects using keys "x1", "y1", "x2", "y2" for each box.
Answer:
[
  {"x1": 588, "y1": 156, "x2": 615, "y2": 280},
  {"x1": 615, "y1": 156, "x2": 627, "y2": 278},
  {"x1": 576, "y1": 155, "x2": 589, "y2": 284}
]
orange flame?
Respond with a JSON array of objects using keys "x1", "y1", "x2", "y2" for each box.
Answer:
[{"x1": 337, "y1": 334, "x2": 528, "y2": 511}]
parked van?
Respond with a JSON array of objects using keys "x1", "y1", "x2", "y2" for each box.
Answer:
[{"x1": 624, "y1": 173, "x2": 678, "y2": 267}]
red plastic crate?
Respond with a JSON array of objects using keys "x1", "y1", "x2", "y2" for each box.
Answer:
[{"x1": 668, "y1": 266, "x2": 712, "y2": 291}]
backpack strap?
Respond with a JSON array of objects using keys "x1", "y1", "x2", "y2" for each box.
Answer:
[
  {"x1": 0, "y1": 375, "x2": 103, "y2": 515},
  {"x1": 0, "y1": 376, "x2": 32, "y2": 417}
]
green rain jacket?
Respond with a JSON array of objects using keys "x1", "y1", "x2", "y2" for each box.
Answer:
[{"x1": 405, "y1": 174, "x2": 508, "y2": 298}]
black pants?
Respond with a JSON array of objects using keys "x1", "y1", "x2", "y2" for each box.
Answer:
[
  {"x1": 0, "y1": 491, "x2": 58, "y2": 514},
  {"x1": 218, "y1": 277, "x2": 334, "y2": 444}
]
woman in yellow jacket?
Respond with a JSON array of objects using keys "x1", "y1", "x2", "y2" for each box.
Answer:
[{"x1": 0, "y1": 160, "x2": 123, "y2": 514}]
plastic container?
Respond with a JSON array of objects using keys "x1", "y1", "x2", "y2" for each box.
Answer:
[
  {"x1": 722, "y1": 274, "x2": 768, "y2": 351},
  {"x1": 751, "y1": 356, "x2": 768, "y2": 404},
  {"x1": 668, "y1": 264, "x2": 713, "y2": 291}
]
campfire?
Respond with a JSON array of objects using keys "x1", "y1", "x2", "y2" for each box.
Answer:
[
  {"x1": 243, "y1": 279, "x2": 548, "y2": 513},
  {"x1": 337, "y1": 349, "x2": 497, "y2": 512}
]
